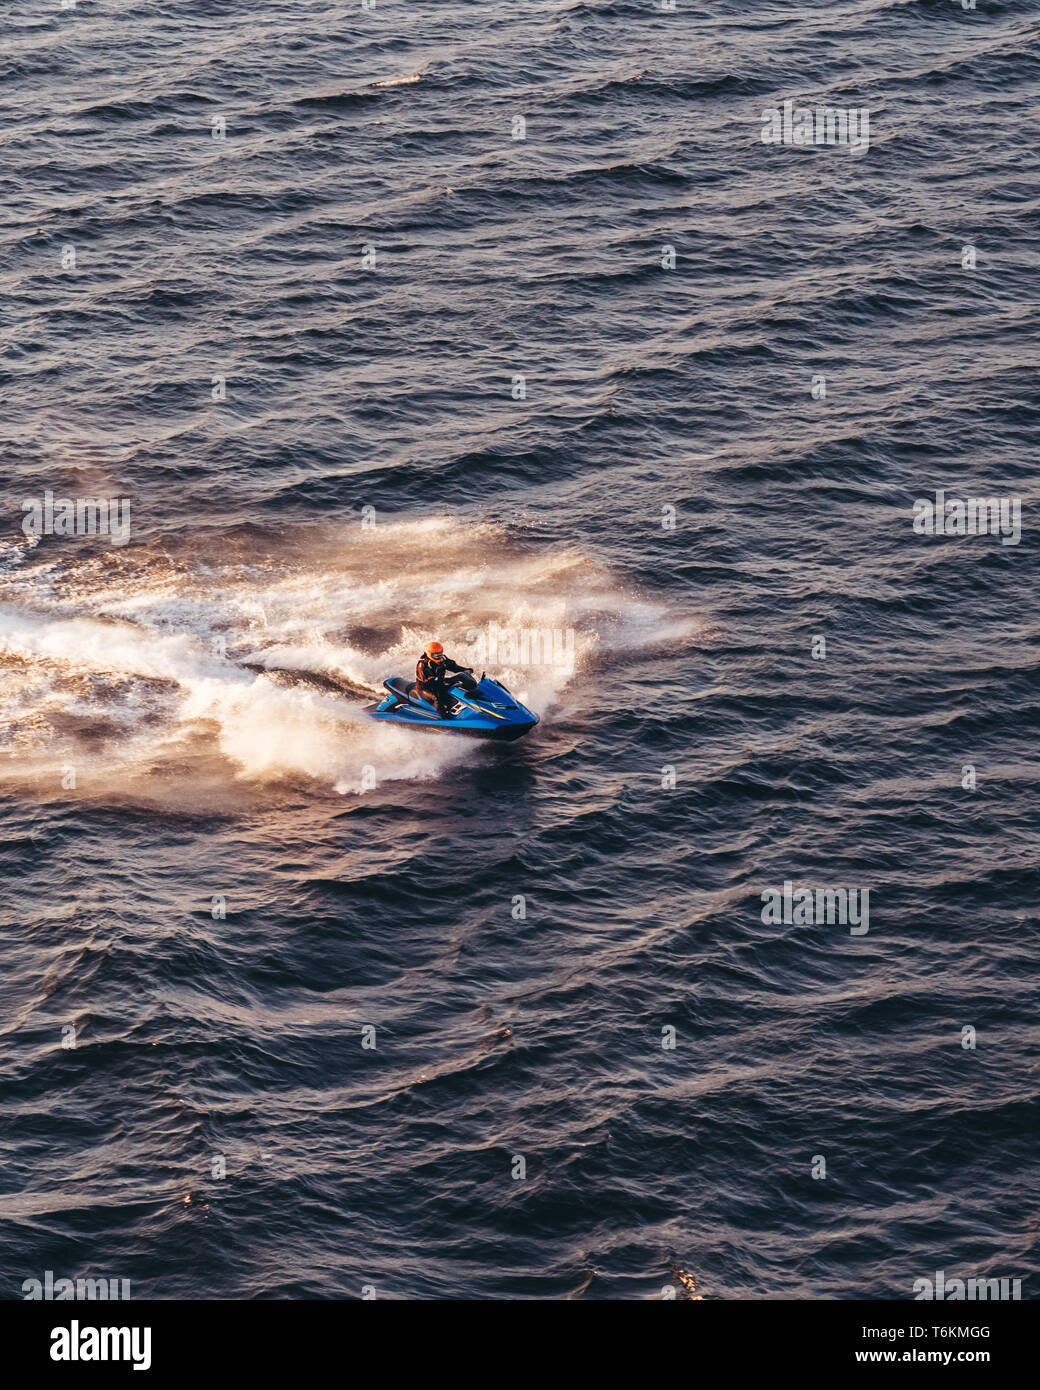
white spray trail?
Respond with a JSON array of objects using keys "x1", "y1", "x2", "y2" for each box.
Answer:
[{"x1": 0, "y1": 517, "x2": 706, "y2": 798}]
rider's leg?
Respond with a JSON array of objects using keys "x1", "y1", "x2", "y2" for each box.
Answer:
[{"x1": 417, "y1": 683, "x2": 453, "y2": 717}]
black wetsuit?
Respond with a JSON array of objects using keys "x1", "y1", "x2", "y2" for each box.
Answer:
[{"x1": 415, "y1": 654, "x2": 471, "y2": 717}]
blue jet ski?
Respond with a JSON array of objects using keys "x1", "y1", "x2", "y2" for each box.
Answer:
[{"x1": 369, "y1": 671, "x2": 538, "y2": 741}]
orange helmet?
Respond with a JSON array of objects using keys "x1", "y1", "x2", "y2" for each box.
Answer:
[{"x1": 424, "y1": 640, "x2": 445, "y2": 659}]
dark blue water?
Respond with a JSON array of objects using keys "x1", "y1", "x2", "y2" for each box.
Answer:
[{"x1": 1, "y1": 0, "x2": 1038, "y2": 1299}]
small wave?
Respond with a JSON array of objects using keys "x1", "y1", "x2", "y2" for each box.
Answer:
[{"x1": 370, "y1": 72, "x2": 422, "y2": 90}]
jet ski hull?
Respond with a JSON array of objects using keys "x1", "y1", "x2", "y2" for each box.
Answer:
[{"x1": 368, "y1": 675, "x2": 538, "y2": 741}]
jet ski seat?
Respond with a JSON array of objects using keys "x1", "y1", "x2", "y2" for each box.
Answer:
[{"x1": 387, "y1": 676, "x2": 420, "y2": 702}]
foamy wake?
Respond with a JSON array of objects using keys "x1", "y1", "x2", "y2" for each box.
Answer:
[{"x1": 0, "y1": 518, "x2": 704, "y2": 798}]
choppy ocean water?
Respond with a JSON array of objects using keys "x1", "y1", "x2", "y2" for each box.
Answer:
[{"x1": 1, "y1": 0, "x2": 1038, "y2": 1300}]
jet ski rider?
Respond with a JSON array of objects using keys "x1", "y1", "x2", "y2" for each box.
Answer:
[{"x1": 415, "y1": 641, "x2": 476, "y2": 718}]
